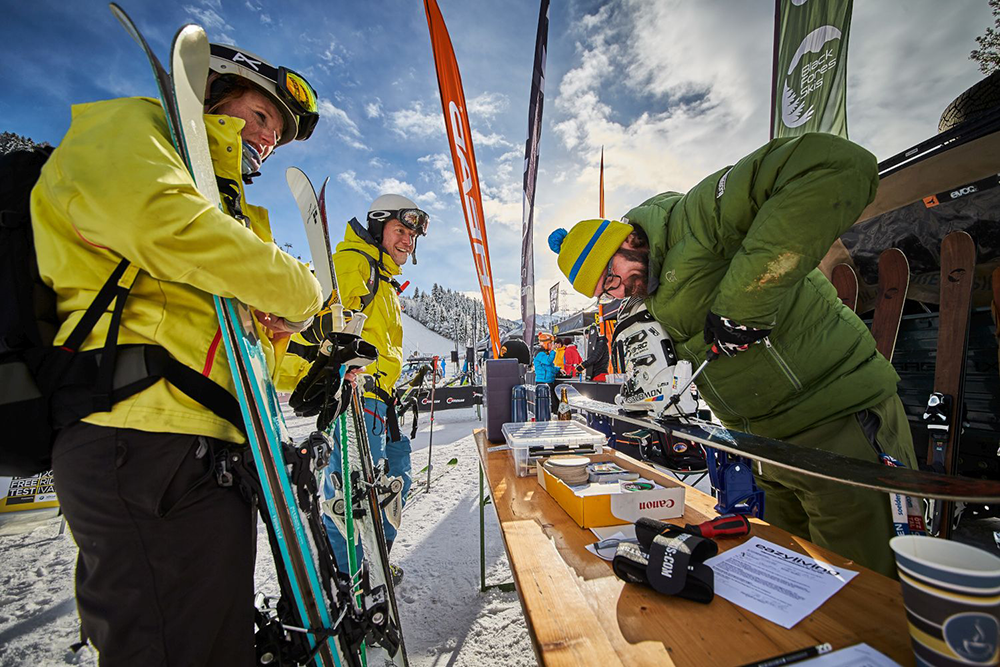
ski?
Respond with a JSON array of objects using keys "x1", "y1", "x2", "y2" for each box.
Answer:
[
  {"x1": 924, "y1": 231, "x2": 976, "y2": 538},
  {"x1": 561, "y1": 385, "x2": 1000, "y2": 502},
  {"x1": 286, "y1": 167, "x2": 408, "y2": 666},
  {"x1": 111, "y1": 5, "x2": 377, "y2": 665},
  {"x1": 831, "y1": 263, "x2": 859, "y2": 312},
  {"x1": 870, "y1": 248, "x2": 909, "y2": 363}
]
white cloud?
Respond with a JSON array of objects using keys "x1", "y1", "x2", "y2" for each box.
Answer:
[
  {"x1": 369, "y1": 156, "x2": 388, "y2": 169},
  {"x1": 365, "y1": 99, "x2": 383, "y2": 119},
  {"x1": 417, "y1": 153, "x2": 457, "y2": 195},
  {"x1": 472, "y1": 130, "x2": 514, "y2": 149},
  {"x1": 467, "y1": 91, "x2": 510, "y2": 122},
  {"x1": 317, "y1": 99, "x2": 369, "y2": 150},
  {"x1": 337, "y1": 171, "x2": 437, "y2": 206},
  {"x1": 183, "y1": 5, "x2": 232, "y2": 32},
  {"x1": 388, "y1": 103, "x2": 444, "y2": 139},
  {"x1": 260, "y1": 13, "x2": 271, "y2": 25}
]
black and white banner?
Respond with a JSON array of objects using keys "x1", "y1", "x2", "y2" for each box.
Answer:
[{"x1": 520, "y1": 0, "x2": 549, "y2": 347}]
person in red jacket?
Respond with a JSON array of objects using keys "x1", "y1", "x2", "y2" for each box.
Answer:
[{"x1": 560, "y1": 338, "x2": 583, "y2": 377}]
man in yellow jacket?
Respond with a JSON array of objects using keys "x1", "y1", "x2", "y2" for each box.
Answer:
[
  {"x1": 317, "y1": 194, "x2": 428, "y2": 581},
  {"x1": 33, "y1": 43, "x2": 323, "y2": 665}
]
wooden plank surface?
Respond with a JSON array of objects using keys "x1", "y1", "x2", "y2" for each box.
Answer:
[{"x1": 475, "y1": 429, "x2": 913, "y2": 667}]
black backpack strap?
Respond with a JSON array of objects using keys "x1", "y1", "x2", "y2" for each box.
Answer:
[
  {"x1": 62, "y1": 258, "x2": 132, "y2": 353},
  {"x1": 93, "y1": 264, "x2": 139, "y2": 413},
  {"x1": 147, "y1": 349, "x2": 246, "y2": 435},
  {"x1": 342, "y1": 248, "x2": 397, "y2": 312},
  {"x1": 54, "y1": 258, "x2": 244, "y2": 433}
]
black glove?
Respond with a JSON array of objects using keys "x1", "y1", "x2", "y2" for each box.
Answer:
[
  {"x1": 288, "y1": 332, "x2": 378, "y2": 430},
  {"x1": 703, "y1": 311, "x2": 771, "y2": 357},
  {"x1": 301, "y1": 307, "x2": 338, "y2": 345}
]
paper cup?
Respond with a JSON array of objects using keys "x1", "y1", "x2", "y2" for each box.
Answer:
[{"x1": 891, "y1": 535, "x2": 1000, "y2": 666}]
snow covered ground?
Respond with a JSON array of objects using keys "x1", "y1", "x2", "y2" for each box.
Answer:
[
  {"x1": 0, "y1": 407, "x2": 535, "y2": 667},
  {"x1": 401, "y1": 312, "x2": 459, "y2": 369}
]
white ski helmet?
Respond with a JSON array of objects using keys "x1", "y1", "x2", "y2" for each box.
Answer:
[
  {"x1": 208, "y1": 43, "x2": 319, "y2": 146},
  {"x1": 366, "y1": 194, "x2": 430, "y2": 264},
  {"x1": 366, "y1": 194, "x2": 429, "y2": 239},
  {"x1": 612, "y1": 298, "x2": 697, "y2": 417}
]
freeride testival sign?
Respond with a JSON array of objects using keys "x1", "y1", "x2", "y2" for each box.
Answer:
[{"x1": 771, "y1": 0, "x2": 853, "y2": 139}]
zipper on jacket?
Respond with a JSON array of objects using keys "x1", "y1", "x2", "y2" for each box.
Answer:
[{"x1": 764, "y1": 338, "x2": 802, "y2": 391}]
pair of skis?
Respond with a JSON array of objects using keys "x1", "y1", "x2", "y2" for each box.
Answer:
[
  {"x1": 110, "y1": 5, "x2": 404, "y2": 665},
  {"x1": 830, "y1": 234, "x2": 978, "y2": 539},
  {"x1": 831, "y1": 248, "x2": 909, "y2": 363},
  {"x1": 833, "y1": 251, "x2": 923, "y2": 534},
  {"x1": 924, "y1": 232, "x2": 976, "y2": 539},
  {"x1": 286, "y1": 168, "x2": 408, "y2": 665}
]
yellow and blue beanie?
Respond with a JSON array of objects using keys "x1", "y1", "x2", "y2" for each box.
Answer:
[{"x1": 548, "y1": 219, "x2": 633, "y2": 297}]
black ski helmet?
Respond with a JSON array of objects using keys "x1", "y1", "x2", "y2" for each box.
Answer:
[{"x1": 208, "y1": 44, "x2": 320, "y2": 146}]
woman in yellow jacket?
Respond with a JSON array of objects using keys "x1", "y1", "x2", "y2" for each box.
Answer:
[{"x1": 32, "y1": 44, "x2": 323, "y2": 666}]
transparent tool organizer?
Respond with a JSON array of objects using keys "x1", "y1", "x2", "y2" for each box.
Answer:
[{"x1": 501, "y1": 421, "x2": 607, "y2": 477}]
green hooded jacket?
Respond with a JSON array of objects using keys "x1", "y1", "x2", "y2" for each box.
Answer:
[{"x1": 623, "y1": 133, "x2": 896, "y2": 439}]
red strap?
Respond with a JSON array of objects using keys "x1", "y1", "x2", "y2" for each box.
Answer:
[{"x1": 202, "y1": 327, "x2": 222, "y2": 376}]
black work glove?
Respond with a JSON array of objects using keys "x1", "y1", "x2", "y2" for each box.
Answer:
[
  {"x1": 289, "y1": 332, "x2": 378, "y2": 430},
  {"x1": 703, "y1": 311, "x2": 772, "y2": 357}
]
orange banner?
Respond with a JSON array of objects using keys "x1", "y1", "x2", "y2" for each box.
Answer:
[{"x1": 424, "y1": 0, "x2": 502, "y2": 359}]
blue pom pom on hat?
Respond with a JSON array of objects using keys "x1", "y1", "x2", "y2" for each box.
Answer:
[{"x1": 548, "y1": 228, "x2": 568, "y2": 254}]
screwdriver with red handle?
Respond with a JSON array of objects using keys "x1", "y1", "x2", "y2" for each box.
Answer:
[{"x1": 685, "y1": 513, "x2": 751, "y2": 539}]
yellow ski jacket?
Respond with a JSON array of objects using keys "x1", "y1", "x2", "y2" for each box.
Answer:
[
  {"x1": 31, "y1": 96, "x2": 323, "y2": 444},
  {"x1": 333, "y1": 220, "x2": 404, "y2": 402}
]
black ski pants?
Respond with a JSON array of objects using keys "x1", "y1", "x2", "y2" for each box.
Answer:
[{"x1": 52, "y1": 422, "x2": 256, "y2": 667}]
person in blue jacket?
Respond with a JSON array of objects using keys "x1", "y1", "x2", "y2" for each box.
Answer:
[{"x1": 532, "y1": 333, "x2": 558, "y2": 382}]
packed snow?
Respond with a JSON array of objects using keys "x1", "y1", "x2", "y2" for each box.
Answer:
[
  {"x1": 0, "y1": 407, "x2": 536, "y2": 667},
  {"x1": 402, "y1": 312, "x2": 461, "y2": 369}
]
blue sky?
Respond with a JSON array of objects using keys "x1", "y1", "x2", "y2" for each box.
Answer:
[{"x1": 1, "y1": 0, "x2": 994, "y2": 318}]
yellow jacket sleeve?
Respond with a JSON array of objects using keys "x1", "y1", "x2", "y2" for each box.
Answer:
[{"x1": 48, "y1": 98, "x2": 322, "y2": 322}]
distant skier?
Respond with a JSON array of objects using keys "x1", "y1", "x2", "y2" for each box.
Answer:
[
  {"x1": 560, "y1": 338, "x2": 583, "y2": 377},
  {"x1": 297, "y1": 193, "x2": 429, "y2": 583},
  {"x1": 34, "y1": 44, "x2": 323, "y2": 664},
  {"x1": 548, "y1": 133, "x2": 917, "y2": 578}
]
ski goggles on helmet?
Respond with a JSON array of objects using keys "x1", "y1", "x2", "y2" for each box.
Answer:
[
  {"x1": 208, "y1": 44, "x2": 319, "y2": 143},
  {"x1": 278, "y1": 67, "x2": 319, "y2": 141},
  {"x1": 368, "y1": 208, "x2": 430, "y2": 236}
]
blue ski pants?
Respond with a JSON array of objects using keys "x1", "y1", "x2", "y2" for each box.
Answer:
[{"x1": 322, "y1": 396, "x2": 412, "y2": 570}]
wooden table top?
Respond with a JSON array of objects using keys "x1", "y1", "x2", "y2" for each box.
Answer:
[{"x1": 474, "y1": 428, "x2": 913, "y2": 667}]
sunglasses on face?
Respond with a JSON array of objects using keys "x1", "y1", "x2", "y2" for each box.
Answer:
[{"x1": 597, "y1": 258, "x2": 622, "y2": 303}]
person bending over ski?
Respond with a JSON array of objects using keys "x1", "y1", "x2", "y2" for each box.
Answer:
[
  {"x1": 548, "y1": 132, "x2": 917, "y2": 578},
  {"x1": 292, "y1": 194, "x2": 428, "y2": 583},
  {"x1": 32, "y1": 44, "x2": 323, "y2": 664}
]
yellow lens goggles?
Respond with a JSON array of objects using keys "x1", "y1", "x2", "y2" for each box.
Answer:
[{"x1": 280, "y1": 68, "x2": 318, "y2": 115}]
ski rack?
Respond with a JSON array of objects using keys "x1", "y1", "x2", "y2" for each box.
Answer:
[{"x1": 877, "y1": 105, "x2": 1000, "y2": 179}]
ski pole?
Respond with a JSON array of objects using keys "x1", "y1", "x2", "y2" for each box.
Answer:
[
  {"x1": 426, "y1": 355, "x2": 438, "y2": 493},
  {"x1": 667, "y1": 345, "x2": 720, "y2": 408}
]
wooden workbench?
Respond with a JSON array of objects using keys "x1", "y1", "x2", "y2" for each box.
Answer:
[{"x1": 474, "y1": 428, "x2": 913, "y2": 667}]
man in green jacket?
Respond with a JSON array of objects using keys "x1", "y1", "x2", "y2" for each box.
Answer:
[{"x1": 548, "y1": 132, "x2": 916, "y2": 577}]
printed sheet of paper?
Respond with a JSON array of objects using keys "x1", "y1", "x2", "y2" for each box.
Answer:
[{"x1": 704, "y1": 537, "x2": 858, "y2": 628}]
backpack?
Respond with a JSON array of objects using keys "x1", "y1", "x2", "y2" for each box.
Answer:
[{"x1": 0, "y1": 146, "x2": 243, "y2": 476}]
